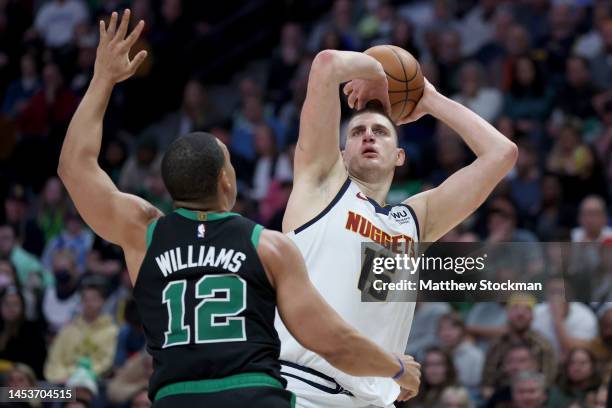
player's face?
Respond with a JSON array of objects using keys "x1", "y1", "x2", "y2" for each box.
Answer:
[{"x1": 343, "y1": 112, "x2": 404, "y2": 182}]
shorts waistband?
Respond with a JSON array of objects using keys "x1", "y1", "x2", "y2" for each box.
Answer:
[
  {"x1": 280, "y1": 360, "x2": 354, "y2": 396},
  {"x1": 155, "y1": 372, "x2": 283, "y2": 401}
]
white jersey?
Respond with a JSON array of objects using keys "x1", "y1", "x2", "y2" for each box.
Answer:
[{"x1": 275, "y1": 178, "x2": 419, "y2": 407}]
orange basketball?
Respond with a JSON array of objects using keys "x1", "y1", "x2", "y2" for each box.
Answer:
[{"x1": 364, "y1": 45, "x2": 424, "y2": 123}]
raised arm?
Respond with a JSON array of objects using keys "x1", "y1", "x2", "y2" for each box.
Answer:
[
  {"x1": 57, "y1": 10, "x2": 160, "y2": 279},
  {"x1": 296, "y1": 50, "x2": 390, "y2": 183},
  {"x1": 257, "y1": 230, "x2": 420, "y2": 396},
  {"x1": 404, "y1": 81, "x2": 518, "y2": 242}
]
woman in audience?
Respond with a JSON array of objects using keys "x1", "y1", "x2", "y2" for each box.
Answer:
[
  {"x1": 0, "y1": 287, "x2": 47, "y2": 379},
  {"x1": 548, "y1": 347, "x2": 602, "y2": 407},
  {"x1": 401, "y1": 346, "x2": 458, "y2": 408}
]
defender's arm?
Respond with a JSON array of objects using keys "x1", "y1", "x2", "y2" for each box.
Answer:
[
  {"x1": 257, "y1": 230, "x2": 421, "y2": 395},
  {"x1": 404, "y1": 82, "x2": 518, "y2": 242},
  {"x1": 58, "y1": 11, "x2": 159, "y2": 279}
]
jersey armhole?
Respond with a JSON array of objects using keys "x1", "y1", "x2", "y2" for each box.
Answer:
[
  {"x1": 146, "y1": 218, "x2": 159, "y2": 249},
  {"x1": 401, "y1": 204, "x2": 421, "y2": 241},
  {"x1": 251, "y1": 224, "x2": 264, "y2": 249}
]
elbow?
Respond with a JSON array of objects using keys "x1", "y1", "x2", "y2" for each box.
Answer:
[
  {"x1": 311, "y1": 50, "x2": 339, "y2": 79},
  {"x1": 504, "y1": 141, "x2": 519, "y2": 168}
]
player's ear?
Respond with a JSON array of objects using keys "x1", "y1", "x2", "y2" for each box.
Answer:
[
  {"x1": 395, "y1": 148, "x2": 406, "y2": 167},
  {"x1": 218, "y1": 168, "x2": 232, "y2": 195}
]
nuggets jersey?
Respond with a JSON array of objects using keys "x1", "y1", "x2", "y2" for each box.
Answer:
[{"x1": 275, "y1": 178, "x2": 419, "y2": 407}]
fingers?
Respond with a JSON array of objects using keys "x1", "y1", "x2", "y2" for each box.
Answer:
[
  {"x1": 128, "y1": 50, "x2": 148, "y2": 74},
  {"x1": 99, "y1": 20, "x2": 107, "y2": 44},
  {"x1": 343, "y1": 81, "x2": 353, "y2": 95},
  {"x1": 123, "y1": 20, "x2": 145, "y2": 49},
  {"x1": 107, "y1": 11, "x2": 118, "y2": 38},
  {"x1": 347, "y1": 91, "x2": 357, "y2": 110},
  {"x1": 112, "y1": 9, "x2": 131, "y2": 43}
]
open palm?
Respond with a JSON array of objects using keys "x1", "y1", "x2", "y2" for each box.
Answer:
[{"x1": 94, "y1": 9, "x2": 147, "y2": 84}]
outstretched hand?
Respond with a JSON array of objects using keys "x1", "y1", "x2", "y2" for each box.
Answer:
[{"x1": 95, "y1": 9, "x2": 147, "y2": 84}]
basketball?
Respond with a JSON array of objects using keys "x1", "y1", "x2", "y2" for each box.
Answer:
[{"x1": 364, "y1": 45, "x2": 424, "y2": 123}]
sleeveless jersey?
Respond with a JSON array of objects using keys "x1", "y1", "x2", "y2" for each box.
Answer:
[
  {"x1": 134, "y1": 209, "x2": 283, "y2": 400},
  {"x1": 274, "y1": 178, "x2": 419, "y2": 407}
]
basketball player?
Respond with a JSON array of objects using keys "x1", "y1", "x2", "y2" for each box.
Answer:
[
  {"x1": 275, "y1": 49, "x2": 518, "y2": 407},
  {"x1": 57, "y1": 11, "x2": 421, "y2": 408}
]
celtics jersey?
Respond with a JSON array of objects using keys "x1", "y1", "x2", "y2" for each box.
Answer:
[{"x1": 134, "y1": 209, "x2": 283, "y2": 400}]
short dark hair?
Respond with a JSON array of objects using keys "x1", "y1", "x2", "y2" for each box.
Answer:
[
  {"x1": 349, "y1": 101, "x2": 399, "y2": 142},
  {"x1": 161, "y1": 132, "x2": 225, "y2": 202}
]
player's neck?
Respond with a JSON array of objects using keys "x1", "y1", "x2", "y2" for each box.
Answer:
[
  {"x1": 349, "y1": 175, "x2": 392, "y2": 207},
  {"x1": 173, "y1": 198, "x2": 232, "y2": 214}
]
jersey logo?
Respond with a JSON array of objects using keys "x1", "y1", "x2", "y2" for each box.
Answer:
[
  {"x1": 197, "y1": 223, "x2": 206, "y2": 238},
  {"x1": 390, "y1": 207, "x2": 411, "y2": 225},
  {"x1": 356, "y1": 192, "x2": 368, "y2": 201}
]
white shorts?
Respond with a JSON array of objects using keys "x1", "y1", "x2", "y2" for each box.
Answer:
[{"x1": 282, "y1": 362, "x2": 395, "y2": 408}]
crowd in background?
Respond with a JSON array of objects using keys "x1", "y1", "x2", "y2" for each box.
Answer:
[{"x1": 0, "y1": 0, "x2": 611, "y2": 407}]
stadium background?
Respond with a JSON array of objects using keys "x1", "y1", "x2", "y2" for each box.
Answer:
[{"x1": 0, "y1": 0, "x2": 611, "y2": 407}]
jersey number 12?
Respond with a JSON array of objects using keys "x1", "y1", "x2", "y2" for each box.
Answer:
[{"x1": 162, "y1": 274, "x2": 247, "y2": 347}]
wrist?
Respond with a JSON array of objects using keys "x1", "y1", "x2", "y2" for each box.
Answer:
[
  {"x1": 391, "y1": 355, "x2": 405, "y2": 380},
  {"x1": 91, "y1": 72, "x2": 116, "y2": 89}
]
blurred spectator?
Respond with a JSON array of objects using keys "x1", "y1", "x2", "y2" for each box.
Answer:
[
  {"x1": 231, "y1": 93, "x2": 285, "y2": 162},
  {"x1": 532, "y1": 276, "x2": 598, "y2": 358},
  {"x1": 70, "y1": 31, "x2": 97, "y2": 96},
  {"x1": 31, "y1": 0, "x2": 89, "y2": 48},
  {"x1": 107, "y1": 351, "x2": 153, "y2": 406},
  {"x1": 17, "y1": 62, "x2": 79, "y2": 137},
  {"x1": 535, "y1": 174, "x2": 575, "y2": 241},
  {"x1": 571, "y1": 195, "x2": 612, "y2": 242},
  {"x1": 307, "y1": 0, "x2": 361, "y2": 53},
  {"x1": 500, "y1": 24, "x2": 533, "y2": 91},
  {"x1": 503, "y1": 56, "x2": 554, "y2": 131},
  {"x1": 42, "y1": 209, "x2": 94, "y2": 274},
  {"x1": 407, "y1": 346, "x2": 458, "y2": 408},
  {"x1": 42, "y1": 250, "x2": 81, "y2": 333},
  {"x1": 548, "y1": 347, "x2": 601, "y2": 407},
  {"x1": 136, "y1": 166, "x2": 172, "y2": 215},
  {"x1": 406, "y1": 302, "x2": 452, "y2": 360},
  {"x1": 0, "y1": 259, "x2": 37, "y2": 320},
  {"x1": 357, "y1": 0, "x2": 394, "y2": 44},
  {"x1": 438, "y1": 312, "x2": 484, "y2": 388},
  {"x1": 590, "y1": 20, "x2": 612, "y2": 89},
  {"x1": 4, "y1": 184, "x2": 45, "y2": 256},
  {"x1": 65, "y1": 358, "x2": 98, "y2": 407},
  {"x1": 44, "y1": 277, "x2": 118, "y2": 383},
  {"x1": 484, "y1": 343, "x2": 541, "y2": 407},
  {"x1": 36, "y1": 177, "x2": 68, "y2": 244},
  {"x1": 5, "y1": 363, "x2": 40, "y2": 407},
  {"x1": 451, "y1": 61, "x2": 502, "y2": 123},
  {"x1": 146, "y1": 79, "x2": 222, "y2": 151},
  {"x1": 0, "y1": 286, "x2": 46, "y2": 378},
  {"x1": 267, "y1": 22, "x2": 304, "y2": 110},
  {"x1": 595, "y1": 383, "x2": 608, "y2": 408},
  {"x1": 509, "y1": 140, "x2": 541, "y2": 221},
  {"x1": 474, "y1": 7, "x2": 514, "y2": 86},
  {"x1": 439, "y1": 385, "x2": 473, "y2": 408},
  {"x1": 435, "y1": 29, "x2": 464, "y2": 95},
  {"x1": 0, "y1": 223, "x2": 51, "y2": 291},
  {"x1": 251, "y1": 124, "x2": 292, "y2": 201},
  {"x1": 510, "y1": 371, "x2": 548, "y2": 408},
  {"x1": 542, "y1": 3, "x2": 578, "y2": 76},
  {"x1": 465, "y1": 301, "x2": 507, "y2": 350},
  {"x1": 112, "y1": 298, "x2": 145, "y2": 368},
  {"x1": 1, "y1": 53, "x2": 40, "y2": 118},
  {"x1": 482, "y1": 294, "x2": 556, "y2": 395},
  {"x1": 554, "y1": 57, "x2": 600, "y2": 121},
  {"x1": 548, "y1": 124, "x2": 608, "y2": 204},
  {"x1": 573, "y1": 2, "x2": 612, "y2": 59},
  {"x1": 118, "y1": 135, "x2": 162, "y2": 194},
  {"x1": 131, "y1": 388, "x2": 152, "y2": 408},
  {"x1": 428, "y1": 125, "x2": 467, "y2": 187},
  {"x1": 457, "y1": 0, "x2": 497, "y2": 57},
  {"x1": 371, "y1": 17, "x2": 419, "y2": 61}
]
